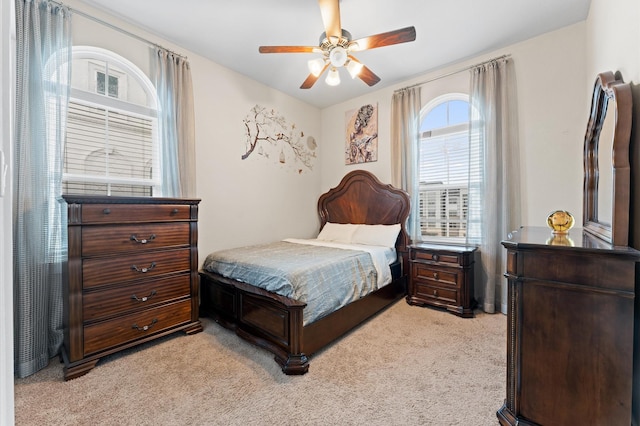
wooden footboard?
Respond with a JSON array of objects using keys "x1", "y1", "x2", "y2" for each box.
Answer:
[{"x1": 199, "y1": 269, "x2": 406, "y2": 374}]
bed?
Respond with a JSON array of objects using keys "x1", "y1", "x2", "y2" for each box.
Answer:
[{"x1": 199, "y1": 169, "x2": 410, "y2": 374}]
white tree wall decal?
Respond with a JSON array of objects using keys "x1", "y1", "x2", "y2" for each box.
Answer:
[{"x1": 242, "y1": 105, "x2": 317, "y2": 172}]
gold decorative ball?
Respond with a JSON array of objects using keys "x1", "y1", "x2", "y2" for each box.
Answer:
[{"x1": 547, "y1": 210, "x2": 575, "y2": 234}]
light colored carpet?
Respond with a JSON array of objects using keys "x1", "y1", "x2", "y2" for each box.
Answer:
[{"x1": 14, "y1": 301, "x2": 506, "y2": 425}]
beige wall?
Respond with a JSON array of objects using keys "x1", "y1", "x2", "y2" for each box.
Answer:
[
  {"x1": 586, "y1": 0, "x2": 640, "y2": 87},
  {"x1": 65, "y1": 0, "x2": 640, "y2": 251},
  {"x1": 66, "y1": 1, "x2": 323, "y2": 261},
  {"x1": 320, "y1": 23, "x2": 588, "y2": 229}
]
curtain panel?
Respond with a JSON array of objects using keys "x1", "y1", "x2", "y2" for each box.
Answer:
[
  {"x1": 467, "y1": 58, "x2": 521, "y2": 314},
  {"x1": 153, "y1": 48, "x2": 196, "y2": 198},
  {"x1": 13, "y1": 0, "x2": 71, "y2": 377},
  {"x1": 391, "y1": 87, "x2": 422, "y2": 243}
]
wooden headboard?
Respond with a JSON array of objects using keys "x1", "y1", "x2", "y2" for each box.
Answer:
[{"x1": 317, "y1": 170, "x2": 411, "y2": 255}]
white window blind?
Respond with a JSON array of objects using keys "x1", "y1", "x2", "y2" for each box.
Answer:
[
  {"x1": 64, "y1": 100, "x2": 155, "y2": 196},
  {"x1": 63, "y1": 47, "x2": 159, "y2": 196},
  {"x1": 418, "y1": 97, "x2": 470, "y2": 243}
]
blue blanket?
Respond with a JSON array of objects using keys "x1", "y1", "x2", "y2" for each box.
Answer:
[{"x1": 202, "y1": 240, "x2": 377, "y2": 325}]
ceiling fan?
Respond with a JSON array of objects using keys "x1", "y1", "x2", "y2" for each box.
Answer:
[{"x1": 258, "y1": 0, "x2": 416, "y2": 89}]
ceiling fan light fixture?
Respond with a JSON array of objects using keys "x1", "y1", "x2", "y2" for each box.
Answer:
[
  {"x1": 346, "y1": 60, "x2": 363, "y2": 79},
  {"x1": 325, "y1": 67, "x2": 341, "y2": 86},
  {"x1": 257, "y1": 1, "x2": 415, "y2": 90},
  {"x1": 329, "y1": 46, "x2": 348, "y2": 67},
  {"x1": 308, "y1": 57, "x2": 326, "y2": 77}
]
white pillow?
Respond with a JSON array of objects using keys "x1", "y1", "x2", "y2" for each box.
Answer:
[
  {"x1": 351, "y1": 224, "x2": 401, "y2": 248},
  {"x1": 316, "y1": 222, "x2": 359, "y2": 244}
]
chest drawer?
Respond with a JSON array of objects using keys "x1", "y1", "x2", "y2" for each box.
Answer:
[
  {"x1": 80, "y1": 203, "x2": 191, "y2": 223},
  {"x1": 83, "y1": 273, "x2": 191, "y2": 322},
  {"x1": 412, "y1": 263, "x2": 459, "y2": 287},
  {"x1": 83, "y1": 299, "x2": 192, "y2": 356},
  {"x1": 81, "y1": 223, "x2": 190, "y2": 256},
  {"x1": 82, "y1": 248, "x2": 191, "y2": 289}
]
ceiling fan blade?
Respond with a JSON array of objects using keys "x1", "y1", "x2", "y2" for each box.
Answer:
[
  {"x1": 348, "y1": 26, "x2": 416, "y2": 52},
  {"x1": 300, "y1": 63, "x2": 330, "y2": 89},
  {"x1": 346, "y1": 55, "x2": 380, "y2": 86},
  {"x1": 259, "y1": 46, "x2": 320, "y2": 54},
  {"x1": 358, "y1": 65, "x2": 381, "y2": 87},
  {"x1": 318, "y1": 0, "x2": 341, "y2": 41}
]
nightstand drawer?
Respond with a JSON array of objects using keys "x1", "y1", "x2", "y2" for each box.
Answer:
[
  {"x1": 414, "y1": 283, "x2": 457, "y2": 304},
  {"x1": 81, "y1": 223, "x2": 190, "y2": 256},
  {"x1": 83, "y1": 299, "x2": 192, "y2": 356},
  {"x1": 411, "y1": 250, "x2": 459, "y2": 264},
  {"x1": 412, "y1": 263, "x2": 458, "y2": 287},
  {"x1": 83, "y1": 273, "x2": 191, "y2": 322}
]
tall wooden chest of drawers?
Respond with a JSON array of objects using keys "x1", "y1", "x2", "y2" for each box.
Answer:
[
  {"x1": 61, "y1": 195, "x2": 202, "y2": 380},
  {"x1": 407, "y1": 243, "x2": 477, "y2": 317}
]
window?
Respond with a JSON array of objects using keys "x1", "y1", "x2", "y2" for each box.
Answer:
[
  {"x1": 96, "y1": 71, "x2": 119, "y2": 97},
  {"x1": 418, "y1": 95, "x2": 470, "y2": 243},
  {"x1": 63, "y1": 47, "x2": 159, "y2": 196}
]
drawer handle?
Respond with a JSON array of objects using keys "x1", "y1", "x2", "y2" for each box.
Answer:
[
  {"x1": 103, "y1": 208, "x2": 111, "y2": 215},
  {"x1": 433, "y1": 289, "x2": 439, "y2": 297},
  {"x1": 131, "y1": 290, "x2": 157, "y2": 303},
  {"x1": 132, "y1": 318, "x2": 158, "y2": 332},
  {"x1": 171, "y1": 208, "x2": 179, "y2": 215},
  {"x1": 433, "y1": 272, "x2": 439, "y2": 280},
  {"x1": 131, "y1": 262, "x2": 156, "y2": 273},
  {"x1": 432, "y1": 254, "x2": 440, "y2": 262},
  {"x1": 130, "y1": 234, "x2": 156, "y2": 244}
]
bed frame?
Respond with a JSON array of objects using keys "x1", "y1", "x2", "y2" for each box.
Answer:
[{"x1": 199, "y1": 170, "x2": 411, "y2": 374}]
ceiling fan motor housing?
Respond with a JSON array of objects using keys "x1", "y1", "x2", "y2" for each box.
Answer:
[{"x1": 319, "y1": 29, "x2": 351, "y2": 47}]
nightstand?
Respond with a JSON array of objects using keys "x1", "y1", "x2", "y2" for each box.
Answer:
[{"x1": 407, "y1": 243, "x2": 477, "y2": 317}]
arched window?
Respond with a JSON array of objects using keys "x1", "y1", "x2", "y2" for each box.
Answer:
[
  {"x1": 418, "y1": 94, "x2": 470, "y2": 242},
  {"x1": 63, "y1": 46, "x2": 159, "y2": 196}
]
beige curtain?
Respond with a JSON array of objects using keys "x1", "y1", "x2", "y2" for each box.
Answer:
[
  {"x1": 391, "y1": 87, "x2": 422, "y2": 242},
  {"x1": 467, "y1": 58, "x2": 521, "y2": 314},
  {"x1": 153, "y1": 48, "x2": 196, "y2": 197}
]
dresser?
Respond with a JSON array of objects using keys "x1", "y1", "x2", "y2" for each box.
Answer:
[
  {"x1": 61, "y1": 195, "x2": 202, "y2": 380},
  {"x1": 498, "y1": 227, "x2": 639, "y2": 426},
  {"x1": 407, "y1": 243, "x2": 477, "y2": 317}
]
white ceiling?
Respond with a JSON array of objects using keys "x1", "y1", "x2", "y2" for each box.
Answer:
[{"x1": 80, "y1": 0, "x2": 592, "y2": 109}]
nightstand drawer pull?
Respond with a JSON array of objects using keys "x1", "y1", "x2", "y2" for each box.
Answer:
[
  {"x1": 433, "y1": 289, "x2": 439, "y2": 297},
  {"x1": 130, "y1": 234, "x2": 156, "y2": 244},
  {"x1": 433, "y1": 272, "x2": 439, "y2": 280},
  {"x1": 131, "y1": 318, "x2": 157, "y2": 332},
  {"x1": 131, "y1": 262, "x2": 156, "y2": 273},
  {"x1": 103, "y1": 208, "x2": 111, "y2": 215},
  {"x1": 433, "y1": 254, "x2": 440, "y2": 262},
  {"x1": 171, "y1": 208, "x2": 179, "y2": 215},
  {"x1": 131, "y1": 290, "x2": 157, "y2": 303}
]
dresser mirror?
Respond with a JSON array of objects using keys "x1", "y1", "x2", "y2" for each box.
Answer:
[
  {"x1": 596, "y1": 100, "x2": 615, "y2": 225},
  {"x1": 583, "y1": 71, "x2": 632, "y2": 245}
]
